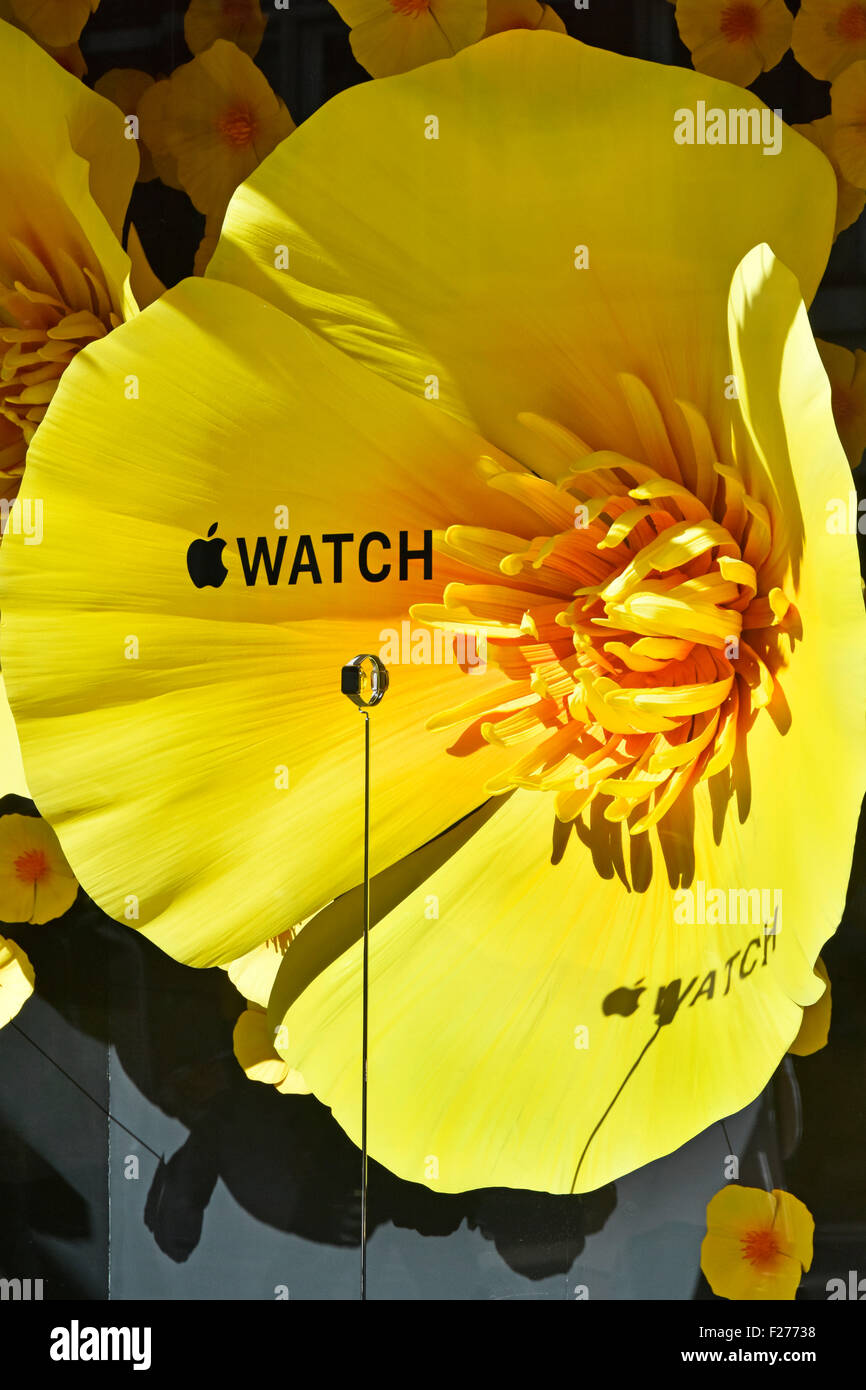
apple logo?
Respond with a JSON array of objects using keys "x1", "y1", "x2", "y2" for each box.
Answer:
[
  {"x1": 187, "y1": 523, "x2": 228, "y2": 589},
  {"x1": 602, "y1": 980, "x2": 645, "y2": 1017}
]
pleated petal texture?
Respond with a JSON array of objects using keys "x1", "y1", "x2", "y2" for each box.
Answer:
[
  {"x1": 0, "y1": 275, "x2": 539, "y2": 967},
  {"x1": 1, "y1": 33, "x2": 861, "y2": 1198},
  {"x1": 267, "y1": 248, "x2": 866, "y2": 1193},
  {"x1": 208, "y1": 32, "x2": 833, "y2": 471}
]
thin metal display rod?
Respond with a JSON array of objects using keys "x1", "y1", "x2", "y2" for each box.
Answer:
[{"x1": 360, "y1": 708, "x2": 370, "y2": 1302}]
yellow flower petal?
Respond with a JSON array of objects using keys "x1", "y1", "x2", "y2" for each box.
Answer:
[
  {"x1": 484, "y1": 0, "x2": 566, "y2": 37},
  {"x1": 701, "y1": 1186, "x2": 813, "y2": 1299},
  {"x1": 675, "y1": 0, "x2": 793, "y2": 87},
  {"x1": 194, "y1": 211, "x2": 223, "y2": 276},
  {"x1": 330, "y1": 0, "x2": 486, "y2": 78},
  {"x1": 0, "y1": 813, "x2": 78, "y2": 924},
  {"x1": 225, "y1": 927, "x2": 300, "y2": 1008},
  {"x1": 0, "y1": 673, "x2": 29, "y2": 797},
  {"x1": 233, "y1": 1006, "x2": 290, "y2": 1086},
  {"x1": 267, "y1": 247, "x2": 866, "y2": 1193},
  {"x1": 792, "y1": 115, "x2": 866, "y2": 239},
  {"x1": 816, "y1": 338, "x2": 866, "y2": 469},
  {"x1": 789, "y1": 956, "x2": 831, "y2": 1055},
  {"x1": 42, "y1": 40, "x2": 87, "y2": 79},
  {"x1": 793, "y1": 0, "x2": 866, "y2": 81},
  {"x1": 94, "y1": 69, "x2": 158, "y2": 182},
  {"x1": 274, "y1": 1067, "x2": 309, "y2": 1094},
  {"x1": 831, "y1": 58, "x2": 866, "y2": 188},
  {"x1": 10, "y1": 0, "x2": 98, "y2": 48},
  {"x1": 209, "y1": 33, "x2": 833, "y2": 473},
  {"x1": 0, "y1": 275, "x2": 530, "y2": 967},
  {"x1": 185, "y1": 0, "x2": 267, "y2": 59},
  {"x1": 137, "y1": 39, "x2": 294, "y2": 218},
  {"x1": 125, "y1": 222, "x2": 165, "y2": 311},
  {"x1": 132, "y1": 78, "x2": 181, "y2": 189},
  {"x1": 0, "y1": 933, "x2": 33, "y2": 1026}
]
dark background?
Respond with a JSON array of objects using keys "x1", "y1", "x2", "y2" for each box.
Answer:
[{"x1": 0, "y1": 0, "x2": 863, "y2": 1300}]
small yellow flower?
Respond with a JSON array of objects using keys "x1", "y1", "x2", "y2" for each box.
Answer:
[
  {"x1": 484, "y1": 1, "x2": 566, "y2": 36},
  {"x1": 329, "y1": 0, "x2": 486, "y2": 78},
  {"x1": 831, "y1": 59, "x2": 866, "y2": 189},
  {"x1": 0, "y1": 814, "x2": 78, "y2": 924},
  {"x1": 0, "y1": 933, "x2": 33, "y2": 1027},
  {"x1": 233, "y1": 1005, "x2": 309, "y2": 1094},
  {"x1": 185, "y1": 0, "x2": 268, "y2": 59},
  {"x1": 793, "y1": 0, "x2": 866, "y2": 82},
  {"x1": 94, "y1": 69, "x2": 158, "y2": 183},
  {"x1": 9, "y1": 0, "x2": 98, "y2": 48},
  {"x1": 816, "y1": 338, "x2": 866, "y2": 468},
  {"x1": 138, "y1": 40, "x2": 294, "y2": 219},
  {"x1": 675, "y1": 0, "x2": 792, "y2": 86},
  {"x1": 701, "y1": 1186, "x2": 814, "y2": 1300},
  {"x1": 789, "y1": 957, "x2": 832, "y2": 1055},
  {"x1": 792, "y1": 115, "x2": 866, "y2": 239}
]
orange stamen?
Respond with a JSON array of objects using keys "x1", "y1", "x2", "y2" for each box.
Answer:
[
  {"x1": 720, "y1": 2, "x2": 760, "y2": 42},
  {"x1": 216, "y1": 104, "x2": 258, "y2": 149},
  {"x1": 14, "y1": 848, "x2": 49, "y2": 884},
  {"x1": 741, "y1": 1227, "x2": 781, "y2": 1269},
  {"x1": 837, "y1": 3, "x2": 866, "y2": 41}
]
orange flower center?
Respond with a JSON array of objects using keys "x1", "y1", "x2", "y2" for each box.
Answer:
[
  {"x1": 720, "y1": 3, "x2": 760, "y2": 42},
  {"x1": 836, "y1": 3, "x2": 866, "y2": 41},
  {"x1": 14, "y1": 848, "x2": 49, "y2": 884},
  {"x1": 741, "y1": 1226, "x2": 782, "y2": 1268},
  {"x1": 0, "y1": 249, "x2": 117, "y2": 490},
  {"x1": 422, "y1": 384, "x2": 797, "y2": 840},
  {"x1": 390, "y1": 0, "x2": 432, "y2": 15},
  {"x1": 216, "y1": 104, "x2": 259, "y2": 149}
]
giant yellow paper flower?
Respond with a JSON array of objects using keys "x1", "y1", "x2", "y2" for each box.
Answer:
[
  {"x1": 0, "y1": 18, "x2": 144, "y2": 495},
  {"x1": 701, "y1": 1186, "x2": 813, "y2": 1299},
  {"x1": 1, "y1": 34, "x2": 863, "y2": 1197},
  {"x1": 329, "y1": 0, "x2": 487, "y2": 78}
]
